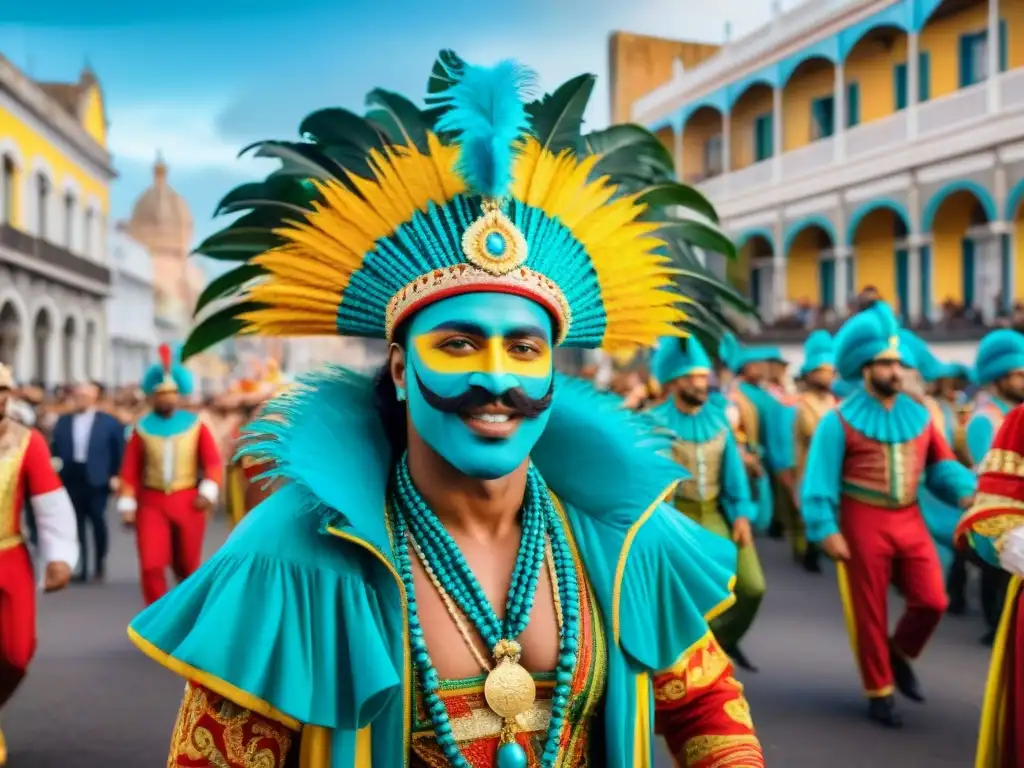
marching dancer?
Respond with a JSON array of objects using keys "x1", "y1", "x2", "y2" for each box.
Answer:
[
  {"x1": 801, "y1": 303, "x2": 976, "y2": 728},
  {"x1": 650, "y1": 336, "x2": 765, "y2": 671},
  {"x1": 117, "y1": 345, "x2": 222, "y2": 605},
  {"x1": 0, "y1": 364, "x2": 78, "y2": 766}
]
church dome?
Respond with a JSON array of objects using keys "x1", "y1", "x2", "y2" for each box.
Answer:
[{"x1": 129, "y1": 155, "x2": 193, "y2": 234}]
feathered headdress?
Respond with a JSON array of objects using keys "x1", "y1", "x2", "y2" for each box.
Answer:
[
  {"x1": 183, "y1": 54, "x2": 745, "y2": 359},
  {"x1": 141, "y1": 343, "x2": 194, "y2": 397}
]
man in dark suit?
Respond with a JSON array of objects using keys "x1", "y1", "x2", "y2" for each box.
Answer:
[{"x1": 52, "y1": 382, "x2": 125, "y2": 582}]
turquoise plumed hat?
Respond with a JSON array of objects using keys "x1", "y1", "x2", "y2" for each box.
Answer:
[
  {"x1": 832, "y1": 378, "x2": 859, "y2": 399},
  {"x1": 798, "y1": 330, "x2": 835, "y2": 378},
  {"x1": 718, "y1": 332, "x2": 751, "y2": 374},
  {"x1": 974, "y1": 329, "x2": 1024, "y2": 385},
  {"x1": 897, "y1": 329, "x2": 921, "y2": 371},
  {"x1": 833, "y1": 301, "x2": 906, "y2": 381},
  {"x1": 755, "y1": 346, "x2": 787, "y2": 364},
  {"x1": 651, "y1": 335, "x2": 712, "y2": 385},
  {"x1": 142, "y1": 344, "x2": 194, "y2": 397}
]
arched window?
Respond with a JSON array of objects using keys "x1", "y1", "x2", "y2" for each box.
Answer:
[
  {"x1": 63, "y1": 191, "x2": 75, "y2": 250},
  {"x1": 36, "y1": 172, "x2": 50, "y2": 239},
  {"x1": 1, "y1": 155, "x2": 14, "y2": 225},
  {"x1": 83, "y1": 208, "x2": 94, "y2": 258},
  {"x1": 33, "y1": 308, "x2": 52, "y2": 383},
  {"x1": 63, "y1": 315, "x2": 77, "y2": 383}
]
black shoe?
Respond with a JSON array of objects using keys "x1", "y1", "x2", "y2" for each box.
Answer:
[
  {"x1": 890, "y1": 641, "x2": 925, "y2": 702},
  {"x1": 72, "y1": 571, "x2": 88, "y2": 584},
  {"x1": 980, "y1": 628, "x2": 997, "y2": 647},
  {"x1": 93, "y1": 565, "x2": 106, "y2": 583},
  {"x1": 803, "y1": 544, "x2": 822, "y2": 574},
  {"x1": 725, "y1": 644, "x2": 759, "y2": 673},
  {"x1": 867, "y1": 695, "x2": 903, "y2": 728},
  {"x1": 767, "y1": 520, "x2": 784, "y2": 540}
]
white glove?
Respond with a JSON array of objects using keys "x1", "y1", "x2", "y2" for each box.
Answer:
[{"x1": 997, "y1": 526, "x2": 1024, "y2": 577}]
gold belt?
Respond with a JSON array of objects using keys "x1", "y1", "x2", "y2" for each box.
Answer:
[{"x1": 0, "y1": 534, "x2": 24, "y2": 552}]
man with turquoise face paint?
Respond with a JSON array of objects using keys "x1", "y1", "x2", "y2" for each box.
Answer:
[
  {"x1": 128, "y1": 58, "x2": 764, "y2": 768},
  {"x1": 401, "y1": 294, "x2": 555, "y2": 480}
]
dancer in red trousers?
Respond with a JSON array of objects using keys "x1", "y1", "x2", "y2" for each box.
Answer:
[
  {"x1": 801, "y1": 303, "x2": 976, "y2": 729},
  {"x1": 117, "y1": 345, "x2": 222, "y2": 605},
  {"x1": 0, "y1": 363, "x2": 78, "y2": 766}
]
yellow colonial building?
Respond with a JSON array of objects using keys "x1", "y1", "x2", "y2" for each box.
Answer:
[
  {"x1": 0, "y1": 54, "x2": 115, "y2": 385},
  {"x1": 623, "y1": 0, "x2": 1024, "y2": 328}
]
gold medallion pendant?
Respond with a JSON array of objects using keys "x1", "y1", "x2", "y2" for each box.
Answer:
[{"x1": 484, "y1": 639, "x2": 536, "y2": 720}]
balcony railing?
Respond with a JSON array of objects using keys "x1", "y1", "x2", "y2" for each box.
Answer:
[
  {"x1": 846, "y1": 111, "x2": 908, "y2": 159},
  {"x1": 691, "y1": 73, "x2": 1020, "y2": 207},
  {"x1": 918, "y1": 82, "x2": 987, "y2": 137},
  {"x1": 0, "y1": 223, "x2": 111, "y2": 286},
  {"x1": 1001, "y1": 67, "x2": 1024, "y2": 111}
]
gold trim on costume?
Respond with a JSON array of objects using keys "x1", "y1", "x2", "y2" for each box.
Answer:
[
  {"x1": 0, "y1": 422, "x2": 30, "y2": 540},
  {"x1": 127, "y1": 627, "x2": 302, "y2": 732},
  {"x1": 975, "y1": 576, "x2": 1021, "y2": 768},
  {"x1": 979, "y1": 448, "x2": 1024, "y2": 478},
  {"x1": 683, "y1": 734, "x2": 763, "y2": 765},
  {"x1": 326, "y1": 520, "x2": 412, "y2": 768}
]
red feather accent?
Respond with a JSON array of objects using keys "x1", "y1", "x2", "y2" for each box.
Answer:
[{"x1": 158, "y1": 344, "x2": 172, "y2": 374}]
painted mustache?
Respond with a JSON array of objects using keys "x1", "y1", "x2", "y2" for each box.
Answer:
[{"x1": 415, "y1": 373, "x2": 554, "y2": 419}]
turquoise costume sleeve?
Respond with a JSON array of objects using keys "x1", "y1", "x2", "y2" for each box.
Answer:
[
  {"x1": 800, "y1": 409, "x2": 847, "y2": 543},
  {"x1": 924, "y1": 459, "x2": 976, "y2": 508},
  {"x1": 752, "y1": 472, "x2": 774, "y2": 533},
  {"x1": 768, "y1": 404, "x2": 797, "y2": 472},
  {"x1": 615, "y1": 502, "x2": 738, "y2": 670},
  {"x1": 966, "y1": 415, "x2": 995, "y2": 467},
  {"x1": 720, "y1": 430, "x2": 756, "y2": 524},
  {"x1": 967, "y1": 531, "x2": 1002, "y2": 568},
  {"x1": 129, "y1": 485, "x2": 402, "y2": 731}
]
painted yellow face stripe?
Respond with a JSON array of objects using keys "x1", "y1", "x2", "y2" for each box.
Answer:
[{"x1": 412, "y1": 333, "x2": 551, "y2": 378}]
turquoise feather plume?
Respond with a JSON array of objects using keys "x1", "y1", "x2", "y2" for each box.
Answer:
[{"x1": 434, "y1": 59, "x2": 535, "y2": 199}]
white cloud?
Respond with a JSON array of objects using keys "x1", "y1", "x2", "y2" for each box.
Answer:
[{"x1": 107, "y1": 102, "x2": 275, "y2": 177}]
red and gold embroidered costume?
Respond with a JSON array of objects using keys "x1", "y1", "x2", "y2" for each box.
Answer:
[
  {"x1": 0, "y1": 419, "x2": 78, "y2": 707},
  {"x1": 168, "y1": 573, "x2": 763, "y2": 768},
  {"x1": 118, "y1": 346, "x2": 223, "y2": 605},
  {"x1": 955, "y1": 404, "x2": 1024, "y2": 768},
  {"x1": 119, "y1": 415, "x2": 222, "y2": 605},
  {"x1": 832, "y1": 416, "x2": 958, "y2": 696}
]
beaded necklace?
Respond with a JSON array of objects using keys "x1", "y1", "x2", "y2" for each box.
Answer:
[{"x1": 392, "y1": 455, "x2": 580, "y2": 768}]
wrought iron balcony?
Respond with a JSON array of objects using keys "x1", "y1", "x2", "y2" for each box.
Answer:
[{"x1": 0, "y1": 222, "x2": 111, "y2": 286}]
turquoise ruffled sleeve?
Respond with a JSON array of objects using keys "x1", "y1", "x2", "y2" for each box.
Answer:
[
  {"x1": 800, "y1": 409, "x2": 847, "y2": 543},
  {"x1": 129, "y1": 485, "x2": 402, "y2": 731},
  {"x1": 924, "y1": 459, "x2": 976, "y2": 508},
  {"x1": 720, "y1": 430, "x2": 756, "y2": 524},
  {"x1": 965, "y1": 415, "x2": 995, "y2": 467},
  {"x1": 617, "y1": 502, "x2": 738, "y2": 670}
]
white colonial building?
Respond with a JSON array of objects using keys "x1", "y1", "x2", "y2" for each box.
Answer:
[{"x1": 107, "y1": 224, "x2": 158, "y2": 385}]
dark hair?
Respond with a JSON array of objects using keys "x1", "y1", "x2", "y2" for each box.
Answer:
[
  {"x1": 373, "y1": 363, "x2": 407, "y2": 458},
  {"x1": 91, "y1": 380, "x2": 107, "y2": 396}
]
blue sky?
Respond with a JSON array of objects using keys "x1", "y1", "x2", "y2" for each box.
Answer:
[{"x1": 0, "y1": 0, "x2": 781, "y2": 274}]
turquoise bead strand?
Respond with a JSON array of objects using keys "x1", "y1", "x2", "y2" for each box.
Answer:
[{"x1": 390, "y1": 467, "x2": 581, "y2": 768}]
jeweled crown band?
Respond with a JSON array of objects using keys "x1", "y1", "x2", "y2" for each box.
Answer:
[{"x1": 385, "y1": 264, "x2": 572, "y2": 344}]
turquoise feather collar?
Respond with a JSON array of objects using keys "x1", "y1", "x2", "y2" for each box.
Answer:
[
  {"x1": 136, "y1": 410, "x2": 198, "y2": 437},
  {"x1": 838, "y1": 387, "x2": 929, "y2": 442},
  {"x1": 241, "y1": 369, "x2": 688, "y2": 557},
  {"x1": 649, "y1": 400, "x2": 726, "y2": 443}
]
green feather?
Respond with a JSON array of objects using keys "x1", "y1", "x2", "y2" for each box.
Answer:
[
  {"x1": 182, "y1": 301, "x2": 267, "y2": 361},
  {"x1": 193, "y1": 264, "x2": 266, "y2": 316}
]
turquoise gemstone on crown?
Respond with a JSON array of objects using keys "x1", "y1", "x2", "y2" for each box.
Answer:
[
  {"x1": 485, "y1": 231, "x2": 507, "y2": 258},
  {"x1": 497, "y1": 742, "x2": 528, "y2": 768}
]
